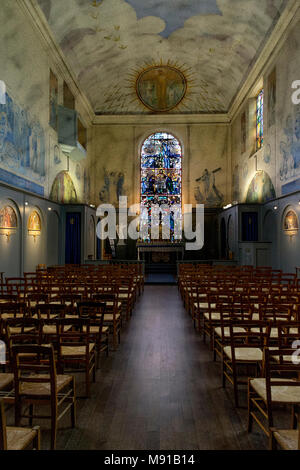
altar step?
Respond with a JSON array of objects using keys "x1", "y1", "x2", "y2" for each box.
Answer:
[
  {"x1": 145, "y1": 263, "x2": 177, "y2": 274},
  {"x1": 145, "y1": 273, "x2": 177, "y2": 285}
]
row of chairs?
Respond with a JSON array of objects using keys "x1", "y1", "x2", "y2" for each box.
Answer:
[
  {"x1": 179, "y1": 264, "x2": 300, "y2": 450},
  {"x1": 0, "y1": 263, "x2": 144, "y2": 450}
]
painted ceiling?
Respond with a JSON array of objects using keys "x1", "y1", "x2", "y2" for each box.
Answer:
[{"x1": 37, "y1": 0, "x2": 288, "y2": 114}]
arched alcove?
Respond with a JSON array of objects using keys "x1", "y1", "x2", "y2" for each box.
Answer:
[{"x1": 0, "y1": 199, "x2": 22, "y2": 278}]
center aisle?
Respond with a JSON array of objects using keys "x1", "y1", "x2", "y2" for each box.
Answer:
[{"x1": 59, "y1": 285, "x2": 266, "y2": 450}]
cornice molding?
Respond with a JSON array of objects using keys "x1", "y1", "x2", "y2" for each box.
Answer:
[
  {"x1": 228, "y1": 0, "x2": 300, "y2": 121},
  {"x1": 92, "y1": 114, "x2": 230, "y2": 126},
  {"x1": 17, "y1": 0, "x2": 94, "y2": 126}
]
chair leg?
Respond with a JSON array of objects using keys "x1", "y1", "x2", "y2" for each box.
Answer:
[
  {"x1": 106, "y1": 336, "x2": 109, "y2": 357},
  {"x1": 33, "y1": 426, "x2": 41, "y2": 450},
  {"x1": 29, "y1": 404, "x2": 34, "y2": 426},
  {"x1": 247, "y1": 380, "x2": 253, "y2": 433},
  {"x1": 113, "y1": 324, "x2": 117, "y2": 350},
  {"x1": 50, "y1": 404, "x2": 58, "y2": 450},
  {"x1": 222, "y1": 355, "x2": 226, "y2": 388},
  {"x1": 71, "y1": 378, "x2": 76, "y2": 428},
  {"x1": 233, "y1": 379, "x2": 239, "y2": 408},
  {"x1": 212, "y1": 334, "x2": 216, "y2": 361},
  {"x1": 86, "y1": 365, "x2": 90, "y2": 398},
  {"x1": 97, "y1": 348, "x2": 100, "y2": 370},
  {"x1": 93, "y1": 358, "x2": 96, "y2": 383},
  {"x1": 14, "y1": 399, "x2": 22, "y2": 427},
  {"x1": 269, "y1": 428, "x2": 278, "y2": 450},
  {"x1": 291, "y1": 405, "x2": 297, "y2": 429}
]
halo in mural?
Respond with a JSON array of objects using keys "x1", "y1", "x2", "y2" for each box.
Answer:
[
  {"x1": 0, "y1": 205, "x2": 18, "y2": 229},
  {"x1": 28, "y1": 211, "x2": 41, "y2": 233},
  {"x1": 129, "y1": 60, "x2": 194, "y2": 113},
  {"x1": 283, "y1": 209, "x2": 299, "y2": 236},
  {"x1": 246, "y1": 170, "x2": 276, "y2": 203},
  {"x1": 136, "y1": 65, "x2": 187, "y2": 112},
  {"x1": 50, "y1": 171, "x2": 77, "y2": 204},
  {"x1": 28, "y1": 210, "x2": 42, "y2": 242},
  {"x1": 0, "y1": 205, "x2": 18, "y2": 241}
]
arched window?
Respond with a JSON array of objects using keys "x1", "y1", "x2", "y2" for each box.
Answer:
[
  {"x1": 140, "y1": 132, "x2": 182, "y2": 241},
  {"x1": 256, "y1": 89, "x2": 264, "y2": 150}
]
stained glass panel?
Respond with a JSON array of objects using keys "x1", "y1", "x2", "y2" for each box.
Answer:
[
  {"x1": 256, "y1": 90, "x2": 264, "y2": 150},
  {"x1": 140, "y1": 132, "x2": 182, "y2": 241}
]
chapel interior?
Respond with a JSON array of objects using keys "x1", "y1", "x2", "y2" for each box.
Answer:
[{"x1": 0, "y1": 0, "x2": 300, "y2": 452}]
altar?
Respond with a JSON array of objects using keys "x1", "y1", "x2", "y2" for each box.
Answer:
[{"x1": 136, "y1": 241, "x2": 185, "y2": 263}]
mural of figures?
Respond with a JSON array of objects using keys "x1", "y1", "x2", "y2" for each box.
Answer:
[
  {"x1": 292, "y1": 107, "x2": 300, "y2": 168},
  {"x1": 54, "y1": 144, "x2": 61, "y2": 165},
  {"x1": 280, "y1": 141, "x2": 294, "y2": 181},
  {"x1": 99, "y1": 169, "x2": 126, "y2": 205},
  {"x1": 0, "y1": 206, "x2": 17, "y2": 228},
  {"x1": 279, "y1": 109, "x2": 300, "y2": 181},
  {"x1": 84, "y1": 168, "x2": 91, "y2": 203},
  {"x1": 241, "y1": 111, "x2": 246, "y2": 154},
  {"x1": 283, "y1": 210, "x2": 298, "y2": 235},
  {"x1": 242, "y1": 162, "x2": 248, "y2": 179},
  {"x1": 28, "y1": 210, "x2": 41, "y2": 232},
  {"x1": 50, "y1": 171, "x2": 77, "y2": 204},
  {"x1": 0, "y1": 92, "x2": 46, "y2": 195},
  {"x1": 0, "y1": 111, "x2": 19, "y2": 166},
  {"x1": 76, "y1": 163, "x2": 81, "y2": 180},
  {"x1": 267, "y1": 68, "x2": 276, "y2": 128},
  {"x1": 246, "y1": 170, "x2": 276, "y2": 203},
  {"x1": 30, "y1": 121, "x2": 46, "y2": 176},
  {"x1": 232, "y1": 165, "x2": 239, "y2": 201},
  {"x1": 136, "y1": 65, "x2": 187, "y2": 112},
  {"x1": 194, "y1": 168, "x2": 224, "y2": 207},
  {"x1": 49, "y1": 69, "x2": 58, "y2": 130},
  {"x1": 264, "y1": 143, "x2": 271, "y2": 164}
]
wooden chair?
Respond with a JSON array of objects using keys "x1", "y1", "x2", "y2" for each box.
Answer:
[
  {"x1": 222, "y1": 320, "x2": 269, "y2": 407},
  {"x1": 0, "y1": 302, "x2": 27, "y2": 320},
  {"x1": 6, "y1": 278, "x2": 27, "y2": 300},
  {"x1": 12, "y1": 344, "x2": 76, "y2": 450},
  {"x1": 269, "y1": 412, "x2": 300, "y2": 450},
  {"x1": 4, "y1": 317, "x2": 43, "y2": 370},
  {"x1": 92, "y1": 292, "x2": 122, "y2": 350},
  {"x1": 212, "y1": 301, "x2": 253, "y2": 362},
  {"x1": 248, "y1": 347, "x2": 300, "y2": 437},
  {"x1": 35, "y1": 303, "x2": 66, "y2": 320},
  {"x1": 0, "y1": 399, "x2": 40, "y2": 450},
  {"x1": 0, "y1": 372, "x2": 14, "y2": 402},
  {"x1": 56, "y1": 318, "x2": 99, "y2": 397},
  {"x1": 77, "y1": 301, "x2": 108, "y2": 366},
  {"x1": 26, "y1": 292, "x2": 49, "y2": 312},
  {"x1": 57, "y1": 293, "x2": 82, "y2": 315},
  {"x1": 0, "y1": 292, "x2": 19, "y2": 303},
  {"x1": 203, "y1": 293, "x2": 234, "y2": 347}
]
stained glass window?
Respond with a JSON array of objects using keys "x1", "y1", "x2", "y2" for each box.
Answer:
[
  {"x1": 256, "y1": 89, "x2": 264, "y2": 150},
  {"x1": 140, "y1": 132, "x2": 182, "y2": 241}
]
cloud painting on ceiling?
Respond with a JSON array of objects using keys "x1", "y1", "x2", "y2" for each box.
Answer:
[
  {"x1": 125, "y1": 0, "x2": 222, "y2": 38},
  {"x1": 37, "y1": 0, "x2": 288, "y2": 114}
]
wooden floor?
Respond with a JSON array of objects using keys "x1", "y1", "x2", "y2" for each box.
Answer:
[{"x1": 14, "y1": 286, "x2": 269, "y2": 450}]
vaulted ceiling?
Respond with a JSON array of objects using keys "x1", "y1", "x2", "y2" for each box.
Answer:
[{"x1": 37, "y1": 0, "x2": 288, "y2": 114}]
